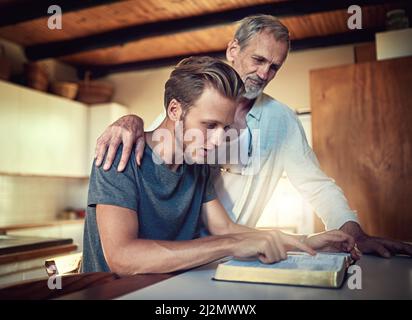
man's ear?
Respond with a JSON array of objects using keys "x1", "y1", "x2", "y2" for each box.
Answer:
[
  {"x1": 226, "y1": 39, "x2": 240, "y2": 64},
  {"x1": 167, "y1": 99, "x2": 183, "y2": 121}
]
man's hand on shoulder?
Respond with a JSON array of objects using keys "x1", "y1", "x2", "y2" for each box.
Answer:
[
  {"x1": 95, "y1": 115, "x2": 145, "y2": 172},
  {"x1": 340, "y1": 221, "x2": 412, "y2": 258}
]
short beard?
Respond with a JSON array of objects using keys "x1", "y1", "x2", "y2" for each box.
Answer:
[{"x1": 242, "y1": 86, "x2": 264, "y2": 100}]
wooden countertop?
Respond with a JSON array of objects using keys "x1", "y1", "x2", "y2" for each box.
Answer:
[
  {"x1": 64, "y1": 255, "x2": 412, "y2": 300},
  {"x1": 0, "y1": 243, "x2": 78, "y2": 265},
  {"x1": 0, "y1": 219, "x2": 84, "y2": 234},
  {"x1": 0, "y1": 235, "x2": 73, "y2": 255},
  {"x1": 1, "y1": 255, "x2": 410, "y2": 300},
  {"x1": 0, "y1": 234, "x2": 77, "y2": 265}
]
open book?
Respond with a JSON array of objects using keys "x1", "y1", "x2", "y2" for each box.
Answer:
[{"x1": 213, "y1": 252, "x2": 354, "y2": 288}]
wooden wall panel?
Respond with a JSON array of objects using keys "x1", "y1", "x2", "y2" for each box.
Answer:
[
  {"x1": 310, "y1": 56, "x2": 412, "y2": 241},
  {"x1": 354, "y1": 42, "x2": 377, "y2": 63}
]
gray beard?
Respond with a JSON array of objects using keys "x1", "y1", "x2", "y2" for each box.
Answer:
[{"x1": 242, "y1": 87, "x2": 263, "y2": 99}]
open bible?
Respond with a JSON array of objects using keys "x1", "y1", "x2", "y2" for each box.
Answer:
[{"x1": 213, "y1": 252, "x2": 354, "y2": 288}]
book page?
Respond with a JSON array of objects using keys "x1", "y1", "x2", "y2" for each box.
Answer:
[{"x1": 223, "y1": 252, "x2": 349, "y2": 272}]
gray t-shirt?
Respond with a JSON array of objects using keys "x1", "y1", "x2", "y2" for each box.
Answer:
[{"x1": 82, "y1": 144, "x2": 216, "y2": 273}]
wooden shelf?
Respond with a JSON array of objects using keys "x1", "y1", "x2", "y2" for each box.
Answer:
[
  {"x1": 0, "y1": 244, "x2": 78, "y2": 265},
  {"x1": 0, "y1": 171, "x2": 90, "y2": 179},
  {"x1": 0, "y1": 219, "x2": 84, "y2": 234}
]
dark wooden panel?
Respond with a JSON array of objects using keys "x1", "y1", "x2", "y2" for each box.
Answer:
[
  {"x1": 311, "y1": 56, "x2": 412, "y2": 241},
  {"x1": 57, "y1": 272, "x2": 176, "y2": 300},
  {"x1": 0, "y1": 272, "x2": 120, "y2": 300},
  {"x1": 354, "y1": 42, "x2": 377, "y2": 63}
]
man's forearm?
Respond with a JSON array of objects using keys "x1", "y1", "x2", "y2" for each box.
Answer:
[
  {"x1": 109, "y1": 235, "x2": 236, "y2": 275},
  {"x1": 225, "y1": 223, "x2": 308, "y2": 253},
  {"x1": 225, "y1": 221, "x2": 256, "y2": 234}
]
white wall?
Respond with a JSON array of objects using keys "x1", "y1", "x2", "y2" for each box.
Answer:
[
  {"x1": 0, "y1": 175, "x2": 88, "y2": 225},
  {"x1": 106, "y1": 67, "x2": 173, "y2": 129},
  {"x1": 376, "y1": 28, "x2": 412, "y2": 60},
  {"x1": 266, "y1": 45, "x2": 355, "y2": 110}
]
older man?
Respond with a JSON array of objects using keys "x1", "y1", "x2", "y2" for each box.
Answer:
[{"x1": 94, "y1": 15, "x2": 412, "y2": 258}]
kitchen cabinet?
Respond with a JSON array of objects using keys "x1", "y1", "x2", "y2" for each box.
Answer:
[
  {"x1": 0, "y1": 82, "x2": 22, "y2": 173},
  {"x1": 0, "y1": 80, "x2": 88, "y2": 177},
  {"x1": 20, "y1": 89, "x2": 88, "y2": 177},
  {"x1": 0, "y1": 80, "x2": 129, "y2": 177}
]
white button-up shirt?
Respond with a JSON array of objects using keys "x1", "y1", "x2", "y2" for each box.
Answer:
[{"x1": 212, "y1": 93, "x2": 359, "y2": 230}]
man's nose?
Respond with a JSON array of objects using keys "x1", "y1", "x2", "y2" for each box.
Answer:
[
  {"x1": 209, "y1": 128, "x2": 225, "y2": 147},
  {"x1": 256, "y1": 65, "x2": 270, "y2": 81}
]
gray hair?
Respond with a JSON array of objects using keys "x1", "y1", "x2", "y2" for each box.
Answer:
[{"x1": 234, "y1": 14, "x2": 290, "y2": 49}]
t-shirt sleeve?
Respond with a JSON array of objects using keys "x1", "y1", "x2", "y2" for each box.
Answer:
[
  {"x1": 87, "y1": 146, "x2": 139, "y2": 212},
  {"x1": 202, "y1": 165, "x2": 217, "y2": 203}
]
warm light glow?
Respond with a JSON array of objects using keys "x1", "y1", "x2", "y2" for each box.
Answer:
[{"x1": 257, "y1": 174, "x2": 314, "y2": 234}]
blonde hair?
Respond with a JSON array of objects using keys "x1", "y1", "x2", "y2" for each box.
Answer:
[{"x1": 164, "y1": 56, "x2": 245, "y2": 111}]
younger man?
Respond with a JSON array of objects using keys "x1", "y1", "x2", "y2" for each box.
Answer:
[{"x1": 83, "y1": 57, "x2": 356, "y2": 274}]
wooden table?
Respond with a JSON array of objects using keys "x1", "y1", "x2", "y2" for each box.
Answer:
[
  {"x1": 66, "y1": 255, "x2": 411, "y2": 300},
  {"x1": 1, "y1": 255, "x2": 411, "y2": 300}
]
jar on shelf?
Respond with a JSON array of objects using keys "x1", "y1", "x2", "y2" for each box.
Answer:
[{"x1": 386, "y1": 9, "x2": 409, "y2": 30}]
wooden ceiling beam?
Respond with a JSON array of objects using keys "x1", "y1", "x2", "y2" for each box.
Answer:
[
  {"x1": 26, "y1": 0, "x2": 406, "y2": 60},
  {"x1": 0, "y1": 0, "x2": 121, "y2": 28},
  {"x1": 78, "y1": 26, "x2": 384, "y2": 78},
  {"x1": 77, "y1": 50, "x2": 225, "y2": 78}
]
